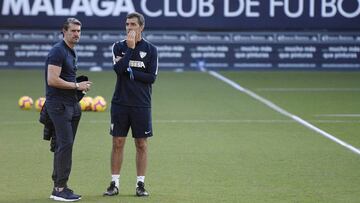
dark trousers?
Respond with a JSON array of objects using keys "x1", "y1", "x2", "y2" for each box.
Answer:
[{"x1": 46, "y1": 101, "x2": 81, "y2": 188}]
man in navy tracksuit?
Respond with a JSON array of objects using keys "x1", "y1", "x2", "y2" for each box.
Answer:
[
  {"x1": 45, "y1": 18, "x2": 92, "y2": 202},
  {"x1": 103, "y1": 12, "x2": 158, "y2": 197}
]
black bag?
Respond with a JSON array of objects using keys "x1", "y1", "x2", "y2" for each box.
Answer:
[
  {"x1": 39, "y1": 103, "x2": 56, "y2": 152},
  {"x1": 76, "y1": 75, "x2": 89, "y2": 101}
]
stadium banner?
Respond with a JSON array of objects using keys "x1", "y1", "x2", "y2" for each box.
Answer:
[
  {"x1": 0, "y1": 0, "x2": 360, "y2": 30},
  {"x1": 0, "y1": 30, "x2": 359, "y2": 70}
]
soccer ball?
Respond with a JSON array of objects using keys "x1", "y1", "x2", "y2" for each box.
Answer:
[
  {"x1": 18, "y1": 96, "x2": 33, "y2": 110},
  {"x1": 79, "y1": 96, "x2": 93, "y2": 111},
  {"x1": 92, "y1": 96, "x2": 107, "y2": 112},
  {"x1": 35, "y1": 97, "x2": 46, "y2": 111}
]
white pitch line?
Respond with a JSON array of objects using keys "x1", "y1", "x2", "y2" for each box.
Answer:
[
  {"x1": 156, "y1": 119, "x2": 360, "y2": 124},
  {"x1": 315, "y1": 114, "x2": 360, "y2": 117},
  {"x1": 155, "y1": 119, "x2": 291, "y2": 123},
  {"x1": 311, "y1": 120, "x2": 360, "y2": 123},
  {"x1": 0, "y1": 119, "x2": 294, "y2": 126},
  {"x1": 1, "y1": 119, "x2": 360, "y2": 126},
  {"x1": 208, "y1": 71, "x2": 360, "y2": 156},
  {"x1": 256, "y1": 88, "x2": 360, "y2": 92},
  {"x1": 88, "y1": 119, "x2": 295, "y2": 124}
]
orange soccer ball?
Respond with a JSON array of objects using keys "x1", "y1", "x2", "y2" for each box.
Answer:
[
  {"x1": 18, "y1": 96, "x2": 33, "y2": 110},
  {"x1": 92, "y1": 96, "x2": 107, "y2": 112},
  {"x1": 35, "y1": 97, "x2": 46, "y2": 111},
  {"x1": 79, "y1": 96, "x2": 93, "y2": 111}
]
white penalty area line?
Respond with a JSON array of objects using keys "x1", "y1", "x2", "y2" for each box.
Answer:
[{"x1": 208, "y1": 71, "x2": 360, "y2": 156}]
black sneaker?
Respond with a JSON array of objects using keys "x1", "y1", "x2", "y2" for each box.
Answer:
[
  {"x1": 103, "y1": 181, "x2": 119, "y2": 196},
  {"x1": 49, "y1": 188, "x2": 56, "y2": 199},
  {"x1": 136, "y1": 182, "x2": 149, "y2": 197},
  {"x1": 51, "y1": 187, "x2": 81, "y2": 202}
]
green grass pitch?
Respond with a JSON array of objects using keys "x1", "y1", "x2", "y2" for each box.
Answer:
[{"x1": 0, "y1": 70, "x2": 359, "y2": 202}]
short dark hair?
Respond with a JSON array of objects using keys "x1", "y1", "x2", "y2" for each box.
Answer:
[
  {"x1": 126, "y1": 12, "x2": 145, "y2": 27},
  {"x1": 62, "y1": 18, "x2": 82, "y2": 31}
]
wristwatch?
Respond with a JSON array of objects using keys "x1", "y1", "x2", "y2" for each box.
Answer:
[{"x1": 75, "y1": 82, "x2": 80, "y2": 90}]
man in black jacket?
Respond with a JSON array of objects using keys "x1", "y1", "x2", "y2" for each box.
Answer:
[{"x1": 103, "y1": 12, "x2": 158, "y2": 197}]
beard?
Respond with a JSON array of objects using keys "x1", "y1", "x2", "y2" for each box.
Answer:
[{"x1": 71, "y1": 37, "x2": 80, "y2": 44}]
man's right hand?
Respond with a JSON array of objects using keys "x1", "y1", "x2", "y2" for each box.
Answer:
[{"x1": 126, "y1": 30, "x2": 136, "y2": 49}]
